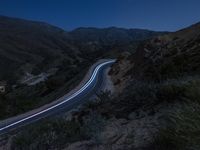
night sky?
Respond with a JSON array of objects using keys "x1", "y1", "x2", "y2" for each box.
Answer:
[{"x1": 0, "y1": 0, "x2": 200, "y2": 31}]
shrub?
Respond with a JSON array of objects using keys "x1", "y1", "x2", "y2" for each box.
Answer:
[
  {"x1": 157, "y1": 77, "x2": 200, "y2": 103},
  {"x1": 152, "y1": 102, "x2": 200, "y2": 150},
  {"x1": 157, "y1": 82, "x2": 186, "y2": 103},
  {"x1": 109, "y1": 81, "x2": 159, "y2": 118},
  {"x1": 11, "y1": 117, "x2": 87, "y2": 150},
  {"x1": 83, "y1": 91, "x2": 111, "y2": 110},
  {"x1": 184, "y1": 79, "x2": 200, "y2": 103},
  {"x1": 109, "y1": 77, "x2": 200, "y2": 118},
  {"x1": 82, "y1": 112, "x2": 106, "y2": 143}
]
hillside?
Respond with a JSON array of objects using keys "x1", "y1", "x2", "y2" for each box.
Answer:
[
  {"x1": 0, "y1": 16, "x2": 91, "y2": 120},
  {"x1": 110, "y1": 22, "x2": 200, "y2": 86},
  {"x1": 0, "y1": 16, "x2": 82, "y2": 84},
  {"x1": 0, "y1": 15, "x2": 164, "y2": 120},
  {"x1": 106, "y1": 22, "x2": 200, "y2": 149},
  {"x1": 0, "y1": 16, "x2": 165, "y2": 85}
]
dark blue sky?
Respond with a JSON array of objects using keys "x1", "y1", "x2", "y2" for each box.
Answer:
[{"x1": 0, "y1": 0, "x2": 200, "y2": 31}]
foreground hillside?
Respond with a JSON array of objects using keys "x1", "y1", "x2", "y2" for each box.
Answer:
[
  {"x1": 108, "y1": 22, "x2": 200, "y2": 149},
  {"x1": 1, "y1": 22, "x2": 200, "y2": 149}
]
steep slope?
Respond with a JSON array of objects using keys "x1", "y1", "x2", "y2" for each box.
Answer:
[
  {"x1": 0, "y1": 15, "x2": 81, "y2": 84},
  {"x1": 0, "y1": 16, "x2": 93, "y2": 119},
  {"x1": 106, "y1": 22, "x2": 200, "y2": 149},
  {"x1": 110, "y1": 22, "x2": 200, "y2": 89}
]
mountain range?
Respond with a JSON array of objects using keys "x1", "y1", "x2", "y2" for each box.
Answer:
[{"x1": 0, "y1": 15, "x2": 165, "y2": 85}]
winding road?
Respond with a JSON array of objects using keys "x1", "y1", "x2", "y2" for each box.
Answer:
[{"x1": 0, "y1": 59, "x2": 115, "y2": 134}]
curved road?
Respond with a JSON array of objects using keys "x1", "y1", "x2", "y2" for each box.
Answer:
[{"x1": 0, "y1": 60, "x2": 115, "y2": 134}]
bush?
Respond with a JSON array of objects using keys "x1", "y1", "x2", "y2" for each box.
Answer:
[
  {"x1": 184, "y1": 79, "x2": 200, "y2": 103},
  {"x1": 107, "y1": 81, "x2": 159, "y2": 118},
  {"x1": 11, "y1": 118, "x2": 87, "y2": 150},
  {"x1": 157, "y1": 82, "x2": 186, "y2": 103},
  {"x1": 108, "y1": 77, "x2": 200, "y2": 118},
  {"x1": 83, "y1": 91, "x2": 111, "y2": 110},
  {"x1": 157, "y1": 78, "x2": 200, "y2": 103},
  {"x1": 152, "y1": 102, "x2": 200, "y2": 150},
  {"x1": 82, "y1": 112, "x2": 106, "y2": 143}
]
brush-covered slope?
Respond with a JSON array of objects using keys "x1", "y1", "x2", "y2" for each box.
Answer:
[
  {"x1": 110, "y1": 22, "x2": 200, "y2": 88},
  {"x1": 106, "y1": 22, "x2": 200, "y2": 149},
  {"x1": 0, "y1": 16, "x2": 82, "y2": 84}
]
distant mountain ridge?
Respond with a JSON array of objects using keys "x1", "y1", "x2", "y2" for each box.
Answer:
[
  {"x1": 70, "y1": 26, "x2": 166, "y2": 43},
  {"x1": 68, "y1": 26, "x2": 167, "y2": 59}
]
